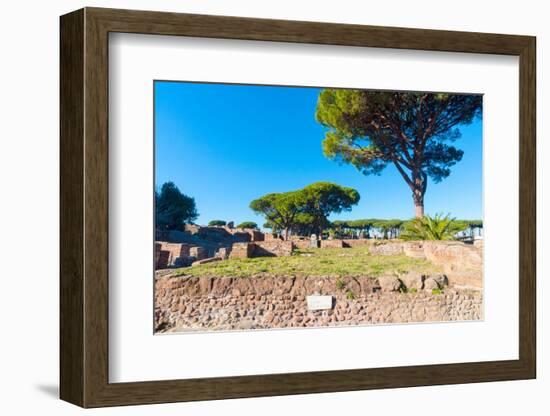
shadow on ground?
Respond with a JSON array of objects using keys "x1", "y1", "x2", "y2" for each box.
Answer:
[{"x1": 35, "y1": 384, "x2": 58, "y2": 399}]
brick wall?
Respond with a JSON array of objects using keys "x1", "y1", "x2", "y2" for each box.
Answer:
[
  {"x1": 320, "y1": 239, "x2": 345, "y2": 248},
  {"x1": 292, "y1": 240, "x2": 310, "y2": 249},
  {"x1": 229, "y1": 241, "x2": 294, "y2": 258},
  {"x1": 264, "y1": 233, "x2": 281, "y2": 241},
  {"x1": 155, "y1": 241, "x2": 191, "y2": 268},
  {"x1": 342, "y1": 239, "x2": 372, "y2": 248},
  {"x1": 253, "y1": 240, "x2": 294, "y2": 257},
  {"x1": 229, "y1": 242, "x2": 255, "y2": 259}
]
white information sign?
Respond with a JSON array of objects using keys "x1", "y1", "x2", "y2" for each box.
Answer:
[{"x1": 306, "y1": 295, "x2": 333, "y2": 311}]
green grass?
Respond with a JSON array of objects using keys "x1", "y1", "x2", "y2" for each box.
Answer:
[
  {"x1": 173, "y1": 246, "x2": 441, "y2": 278},
  {"x1": 346, "y1": 290, "x2": 356, "y2": 300}
]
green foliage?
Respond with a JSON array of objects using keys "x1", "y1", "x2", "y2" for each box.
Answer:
[
  {"x1": 208, "y1": 220, "x2": 226, "y2": 226},
  {"x1": 348, "y1": 219, "x2": 377, "y2": 229},
  {"x1": 155, "y1": 182, "x2": 198, "y2": 230},
  {"x1": 400, "y1": 213, "x2": 468, "y2": 241},
  {"x1": 301, "y1": 182, "x2": 360, "y2": 233},
  {"x1": 331, "y1": 218, "x2": 408, "y2": 239},
  {"x1": 250, "y1": 190, "x2": 306, "y2": 240},
  {"x1": 372, "y1": 219, "x2": 404, "y2": 239},
  {"x1": 262, "y1": 221, "x2": 277, "y2": 230},
  {"x1": 315, "y1": 89, "x2": 482, "y2": 217},
  {"x1": 331, "y1": 218, "x2": 381, "y2": 239},
  {"x1": 432, "y1": 288, "x2": 443, "y2": 295},
  {"x1": 346, "y1": 290, "x2": 356, "y2": 300},
  {"x1": 250, "y1": 182, "x2": 360, "y2": 239},
  {"x1": 335, "y1": 278, "x2": 345, "y2": 290},
  {"x1": 291, "y1": 212, "x2": 319, "y2": 236},
  {"x1": 237, "y1": 221, "x2": 258, "y2": 229}
]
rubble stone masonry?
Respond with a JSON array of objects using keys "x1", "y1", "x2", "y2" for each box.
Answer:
[{"x1": 155, "y1": 274, "x2": 482, "y2": 333}]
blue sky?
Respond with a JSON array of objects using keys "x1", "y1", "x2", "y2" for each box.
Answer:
[{"x1": 155, "y1": 81, "x2": 483, "y2": 227}]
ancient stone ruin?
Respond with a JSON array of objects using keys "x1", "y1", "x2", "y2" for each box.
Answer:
[
  {"x1": 155, "y1": 224, "x2": 483, "y2": 290},
  {"x1": 153, "y1": 227, "x2": 484, "y2": 333},
  {"x1": 155, "y1": 224, "x2": 270, "y2": 270},
  {"x1": 155, "y1": 273, "x2": 482, "y2": 332}
]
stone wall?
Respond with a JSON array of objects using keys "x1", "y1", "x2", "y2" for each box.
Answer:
[
  {"x1": 229, "y1": 241, "x2": 294, "y2": 259},
  {"x1": 155, "y1": 274, "x2": 482, "y2": 332},
  {"x1": 340, "y1": 239, "x2": 483, "y2": 289},
  {"x1": 421, "y1": 241, "x2": 482, "y2": 288},
  {"x1": 243, "y1": 229, "x2": 265, "y2": 242},
  {"x1": 254, "y1": 240, "x2": 294, "y2": 257},
  {"x1": 320, "y1": 239, "x2": 345, "y2": 248},
  {"x1": 264, "y1": 233, "x2": 280, "y2": 241},
  {"x1": 228, "y1": 242, "x2": 255, "y2": 259},
  {"x1": 341, "y1": 239, "x2": 371, "y2": 248},
  {"x1": 189, "y1": 246, "x2": 207, "y2": 260},
  {"x1": 292, "y1": 240, "x2": 310, "y2": 249},
  {"x1": 155, "y1": 242, "x2": 191, "y2": 268},
  {"x1": 155, "y1": 241, "x2": 221, "y2": 269},
  {"x1": 155, "y1": 243, "x2": 169, "y2": 269}
]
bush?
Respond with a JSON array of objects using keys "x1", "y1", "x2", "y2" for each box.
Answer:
[{"x1": 400, "y1": 213, "x2": 467, "y2": 241}]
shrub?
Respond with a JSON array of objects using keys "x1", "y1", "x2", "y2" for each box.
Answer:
[{"x1": 400, "y1": 213, "x2": 467, "y2": 241}]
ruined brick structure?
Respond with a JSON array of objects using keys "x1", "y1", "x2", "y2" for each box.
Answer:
[
  {"x1": 155, "y1": 242, "x2": 191, "y2": 268},
  {"x1": 155, "y1": 228, "x2": 483, "y2": 291},
  {"x1": 155, "y1": 242, "x2": 210, "y2": 269},
  {"x1": 320, "y1": 239, "x2": 345, "y2": 249},
  {"x1": 229, "y1": 240, "x2": 294, "y2": 259}
]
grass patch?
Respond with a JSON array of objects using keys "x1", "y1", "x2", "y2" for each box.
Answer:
[{"x1": 173, "y1": 246, "x2": 441, "y2": 278}]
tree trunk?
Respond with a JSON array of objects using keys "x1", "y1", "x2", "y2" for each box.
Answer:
[
  {"x1": 414, "y1": 200, "x2": 424, "y2": 218},
  {"x1": 283, "y1": 228, "x2": 289, "y2": 241},
  {"x1": 412, "y1": 171, "x2": 426, "y2": 218}
]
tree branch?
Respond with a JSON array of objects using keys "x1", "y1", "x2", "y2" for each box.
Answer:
[{"x1": 393, "y1": 161, "x2": 414, "y2": 189}]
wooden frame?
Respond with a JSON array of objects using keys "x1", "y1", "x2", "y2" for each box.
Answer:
[{"x1": 60, "y1": 7, "x2": 536, "y2": 408}]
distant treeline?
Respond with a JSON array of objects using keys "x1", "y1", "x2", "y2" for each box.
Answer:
[
  {"x1": 155, "y1": 181, "x2": 483, "y2": 242},
  {"x1": 330, "y1": 218, "x2": 483, "y2": 240}
]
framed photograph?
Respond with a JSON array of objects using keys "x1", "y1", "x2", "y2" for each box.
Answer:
[{"x1": 60, "y1": 7, "x2": 536, "y2": 408}]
